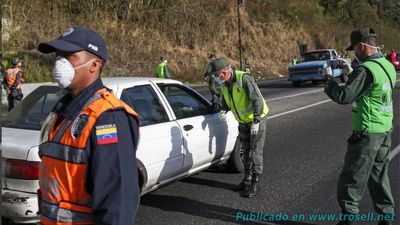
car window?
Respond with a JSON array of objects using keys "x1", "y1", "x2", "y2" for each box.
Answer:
[
  {"x1": 120, "y1": 85, "x2": 169, "y2": 126},
  {"x1": 157, "y1": 84, "x2": 210, "y2": 119},
  {"x1": 2, "y1": 86, "x2": 65, "y2": 130},
  {"x1": 303, "y1": 51, "x2": 330, "y2": 61}
]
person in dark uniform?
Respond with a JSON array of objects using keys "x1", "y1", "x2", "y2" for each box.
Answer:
[
  {"x1": 209, "y1": 58, "x2": 269, "y2": 198},
  {"x1": 204, "y1": 54, "x2": 222, "y2": 112},
  {"x1": 0, "y1": 51, "x2": 6, "y2": 78},
  {"x1": 3, "y1": 57, "x2": 24, "y2": 111},
  {"x1": 325, "y1": 28, "x2": 395, "y2": 225},
  {"x1": 243, "y1": 57, "x2": 251, "y2": 73},
  {"x1": 37, "y1": 27, "x2": 140, "y2": 225}
]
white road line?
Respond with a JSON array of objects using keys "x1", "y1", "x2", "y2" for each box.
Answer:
[
  {"x1": 267, "y1": 89, "x2": 324, "y2": 102},
  {"x1": 267, "y1": 99, "x2": 332, "y2": 120},
  {"x1": 389, "y1": 144, "x2": 400, "y2": 161}
]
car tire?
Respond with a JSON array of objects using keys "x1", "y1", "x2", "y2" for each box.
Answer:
[
  {"x1": 292, "y1": 81, "x2": 301, "y2": 87},
  {"x1": 311, "y1": 80, "x2": 321, "y2": 85},
  {"x1": 227, "y1": 137, "x2": 244, "y2": 173},
  {"x1": 340, "y1": 74, "x2": 348, "y2": 83}
]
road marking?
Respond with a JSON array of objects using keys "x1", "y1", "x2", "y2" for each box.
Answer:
[
  {"x1": 389, "y1": 144, "x2": 400, "y2": 161},
  {"x1": 267, "y1": 89, "x2": 324, "y2": 102},
  {"x1": 267, "y1": 99, "x2": 332, "y2": 120}
]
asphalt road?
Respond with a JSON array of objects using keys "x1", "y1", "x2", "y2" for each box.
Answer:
[
  {"x1": 136, "y1": 76, "x2": 400, "y2": 225},
  {"x1": 2, "y1": 76, "x2": 399, "y2": 225}
]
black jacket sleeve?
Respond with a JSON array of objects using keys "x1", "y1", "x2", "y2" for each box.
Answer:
[{"x1": 87, "y1": 109, "x2": 140, "y2": 225}]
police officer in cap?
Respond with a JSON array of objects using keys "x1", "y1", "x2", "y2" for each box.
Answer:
[
  {"x1": 324, "y1": 28, "x2": 395, "y2": 225},
  {"x1": 209, "y1": 58, "x2": 269, "y2": 198},
  {"x1": 37, "y1": 27, "x2": 140, "y2": 225}
]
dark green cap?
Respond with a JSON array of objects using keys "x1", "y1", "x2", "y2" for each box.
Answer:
[
  {"x1": 209, "y1": 58, "x2": 230, "y2": 74},
  {"x1": 346, "y1": 28, "x2": 377, "y2": 51}
]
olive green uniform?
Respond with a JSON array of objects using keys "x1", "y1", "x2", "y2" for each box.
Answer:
[
  {"x1": 324, "y1": 53, "x2": 396, "y2": 217},
  {"x1": 221, "y1": 70, "x2": 269, "y2": 174},
  {"x1": 208, "y1": 75, "x2": 221, "y2": 105}
]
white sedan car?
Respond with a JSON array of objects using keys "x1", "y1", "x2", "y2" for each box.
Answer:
[{"x1": 2, "y1": 77, "x2": 242, "y2": 224}]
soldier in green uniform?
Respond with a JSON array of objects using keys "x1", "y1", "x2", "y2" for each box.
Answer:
[
  {"x1": 204, "y1": 54, "x2": 222, "y2": 112},
  {"x1": 155, "y1": 56, "x2": 170, "y2": 79},
  {"x1": 324, "y1": 28, "x2": 396, "y2": 225},
  {"x1": 209, "y1": 58, "x2": 269, "y2": 198}
]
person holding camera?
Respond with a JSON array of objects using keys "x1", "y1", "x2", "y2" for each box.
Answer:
[{"x1": 324, "y1": 28, "x2": 395, "y2": 225}]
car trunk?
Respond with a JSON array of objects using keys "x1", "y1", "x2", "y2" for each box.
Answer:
[{"x1": 2, "y1": 127, "x2": 41, "y2": 193}]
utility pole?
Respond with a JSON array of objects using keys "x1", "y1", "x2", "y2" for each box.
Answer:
[
  {"x1": 379, "y1": 0, "x2": 382, "y2": 44},
  {"x1": 237, "y1": 0, "x2": 244, "y2": 69}
]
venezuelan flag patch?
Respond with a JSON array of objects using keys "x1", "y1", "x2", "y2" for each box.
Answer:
[{"x1": 96, "y1": 124, "x2": 118, "y2": 145}]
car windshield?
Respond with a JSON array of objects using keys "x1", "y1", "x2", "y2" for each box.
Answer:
[
  {"x1": 302, "y1": 51, "x2": 331, "y2": 62},
  {"x1": 2, "y1": 86, "x2": 65, "y2": 130}
]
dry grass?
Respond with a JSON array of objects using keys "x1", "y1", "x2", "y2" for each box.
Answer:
[{"x1": 2, "y1": 0, "x2": 399, "y2": 83}]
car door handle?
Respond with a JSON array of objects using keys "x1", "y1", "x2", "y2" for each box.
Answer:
[{"x1": 183, "y1": 125, "x2": 193, "y2": 131}]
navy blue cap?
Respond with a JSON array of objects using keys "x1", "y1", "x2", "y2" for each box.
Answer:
[{"x1": 38, "y1": 27, "x2": 108, "y2": 61}]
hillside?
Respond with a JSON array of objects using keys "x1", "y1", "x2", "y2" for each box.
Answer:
[{"x1": 2, "y1": 0, "x2": 400, "y2": 83}]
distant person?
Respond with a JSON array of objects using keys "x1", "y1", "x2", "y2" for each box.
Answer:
[
  {"x1": 3, "y1": 57, "x2": 24, "y2": 111},
  {"x1": 37, "y1": 26, "x2": 140, "y2": 225},
  {"x1": 0, "y1": 51, "x2": 5, "y2": 78},
  {"x1": 204, "y1": 54, "x2": 221, "y2": 111},
  {"x1": 324, "y1": 28, "x2": 395, "y2": 225},
  {"x1": 291, "y1": 56, "x2": 298, "y2": 65},
  {"x1": 209, "y1": 58, "x2": 269, "y2": 198},
  {"x1": 390, "y1": 48, "x2": 397, "y2": 64},
  {"x1": 0, "y1": 51, "x2": 6, "y2": 86},
  {"x1": 156, "y1": 56, "x2": 170, "y2": 79},
  {"x1": 243, "y1": 57, "x2": 251, "y2": 73}
]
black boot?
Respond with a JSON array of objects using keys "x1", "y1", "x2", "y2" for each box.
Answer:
[
  {"x1": 242, "y1": 173, "x2": 260, "y2": 198},
  {"x1": 232, "y1": 172, "x2": 252, "y2": 191}
]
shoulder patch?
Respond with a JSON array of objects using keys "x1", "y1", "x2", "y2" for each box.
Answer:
[
  {"x1": 71, "y1": 113, "x2": 89, "y2": 138},
  {"x1": 96, "y1": 124, "x2": 118, "y2": 145}
]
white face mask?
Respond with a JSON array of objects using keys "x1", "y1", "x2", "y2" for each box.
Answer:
[{"x1": 51, "y1": 56, "x2": 94, "y2": 89}]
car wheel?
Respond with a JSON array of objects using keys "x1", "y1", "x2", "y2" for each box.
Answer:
[
  {"x1": 227, "y1": 137, "x2": 244, "y2": 173},
  {"x1": 311, "y1": 80, "x2": 320, "y2": 85},
  {"x1": 292, "y1": 81, "x2": 301, "y2": 87},
  {"x1": 340, "y1": 74, "x2": 348, "y2": 83}
]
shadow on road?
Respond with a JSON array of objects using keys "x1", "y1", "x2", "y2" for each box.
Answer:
[
  {"x1": 140, "y1": 193, "x2": 317, "y2": 225},
  {"x1": 180, "y1": 175, "x2": 237, "y2": 190}
]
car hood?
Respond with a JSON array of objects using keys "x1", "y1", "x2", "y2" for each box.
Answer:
[
  {"x1": 289, "y1": 61, "x2": 327, "y2": 70},
  {"x1": 2, "y1": 127, "x2": 40, "y2": 161}
]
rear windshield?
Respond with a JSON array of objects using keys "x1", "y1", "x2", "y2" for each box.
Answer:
[
  {"x1": 303, "y1": 51, "x2": 331, "y2": 61},
  {"x1": 2, "y1": 86, "x2": 65, "y2": 130}
]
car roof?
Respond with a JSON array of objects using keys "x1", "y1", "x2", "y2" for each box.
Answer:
[
  {"x1": 40, "y1": 77, "x2": 182, "y2": 87},
  {"x1": 102, "y1": 77, "x2": 182, "y2": 85},
  {"x1": 304, "y1": 49, "x2": 335, "y2": 53}
]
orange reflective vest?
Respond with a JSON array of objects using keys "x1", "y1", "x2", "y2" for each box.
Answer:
[
  {"x1": 5, "y1": 67, "x2": 24, "y2": 90},
  {"x1": 38, "y1": 88, "x2": 139, "y2": 225}
]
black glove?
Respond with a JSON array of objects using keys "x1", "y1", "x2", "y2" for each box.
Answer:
[{"x1": 211, "y1": 103, "x2": 221, "y2": 113}]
